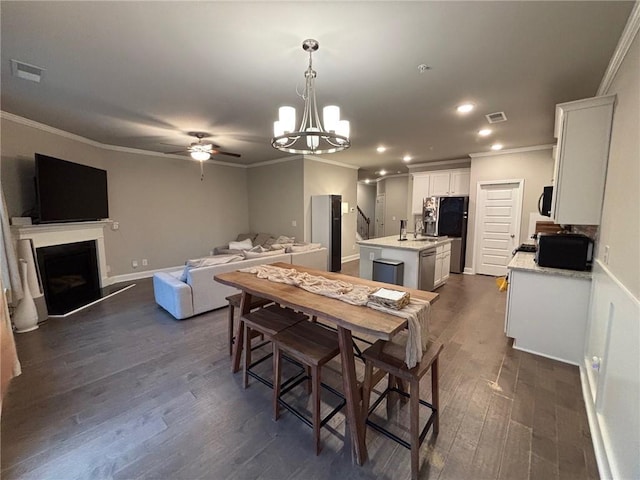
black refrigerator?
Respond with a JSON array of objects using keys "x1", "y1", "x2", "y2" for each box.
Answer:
[
  {"x1": 311, "y1": 194, "x2": 342, "y2": 272},
  {"x1": 437, "y1": 196, "x2": 469, "y2": 274}
]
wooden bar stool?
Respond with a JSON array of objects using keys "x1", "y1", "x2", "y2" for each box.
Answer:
[
  {"x1": 361, "y1": 334, "x2": 444, "y2": 480},
  {"x1": 241, "y1": 305, "x2": 308, "y2": 389},
  {"x1": 226, "y1": 293, "x2": 272, "y2": 356},
  {"x1": 272, "y1": 321, "x2": 346, "y2": 455}
]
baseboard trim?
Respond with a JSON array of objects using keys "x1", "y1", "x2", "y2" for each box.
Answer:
[
  {"x1": 580, "y1": 364, "x2": 613, "y2": 480},
  {"x1": 463, "y1": 267, "x2": 475, "y2": 275},
  {"x1": 106, "y1": 265, "x2": 182, "y2": 285},
  {"x1": 511, "y1": 344, "x2": 580, "y2": 367},
  {"x1": 341, "y1": 254, "x2": 359, "y2": 264}
]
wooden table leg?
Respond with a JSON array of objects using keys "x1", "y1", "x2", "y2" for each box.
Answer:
[
  {"x1": 231, "y1": 291, "x2": 252, "y2": 373},
  {"x1": 337, "y1": 326, "x2": 367, "y2": 466}
]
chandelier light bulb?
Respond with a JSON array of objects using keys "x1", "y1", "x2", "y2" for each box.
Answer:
[
  {"x1": 323, "y1": 105, "x2": 340, "y2": 132},
  {"x1": 306, "y1": 127, "x2": 320, "y2": 150}
]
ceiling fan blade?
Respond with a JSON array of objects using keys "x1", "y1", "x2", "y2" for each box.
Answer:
[
  {"x1": 211, "y1": 150, "x2": 242, "y2": 158},
  {"x1": 164, "y1": 150, "x2": 188, "y2": 155}
]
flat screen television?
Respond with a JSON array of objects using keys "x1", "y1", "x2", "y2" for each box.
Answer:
[{"x1": 35, "y1": 153, "x2": 109, "y2": 223}]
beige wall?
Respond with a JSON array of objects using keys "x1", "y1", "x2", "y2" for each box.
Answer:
[
  {"x1": 356, "y1": 182, "x2": 376, "y2": 225},
  {"x1": 598, "y1": 31, "x2": 639, "y2": 298},
  {"x1": 1, "y1": 116, "x2": 250, "y2": 276},
  {"x1": 303, "y1": 158, "x2": 358, "y2": 258},
  {"x1": 377, "y1": 175, "x2": 409, "y2": 237},
  {"x1": 467, "y1": 148, "x2": 554, "y2": 271},
  {"x1": 247, "y1": 158, "x2": 304, "y2": 240}
]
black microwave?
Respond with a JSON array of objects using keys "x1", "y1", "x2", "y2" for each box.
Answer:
[
  {"x1": 538, "y1": 186, "x2": 553, "y2": 217},
  {"x1": 536, "y1": 233, "x2": 593, "y2": 271}
]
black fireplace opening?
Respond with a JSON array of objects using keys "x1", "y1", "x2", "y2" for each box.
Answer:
[{"x1": 37, "y1": 241, "x2": 101, "y2": 315}]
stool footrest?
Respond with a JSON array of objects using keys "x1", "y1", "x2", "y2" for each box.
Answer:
[
  {"x1": 278, "y1": 378, "x2": 346, "y2": 429},
  {"x1": 247, "y1": 352, "x2": 305, "y2": 389},
  {"x1": 366, "y1": 386, "x2": 436, "y2": 450}
]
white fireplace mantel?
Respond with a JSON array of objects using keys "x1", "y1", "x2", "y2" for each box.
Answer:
[{"x1": 11, "y1": 221, "x2": 110, "y2": 287}]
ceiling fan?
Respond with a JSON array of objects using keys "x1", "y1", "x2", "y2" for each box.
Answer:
[{"x1": 164, "y1": 132, "x2": 241, "y2": 180}]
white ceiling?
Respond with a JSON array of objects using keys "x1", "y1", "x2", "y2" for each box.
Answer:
[{"x1": 1, "y1": 1, "x2": 633, "y2": 179}]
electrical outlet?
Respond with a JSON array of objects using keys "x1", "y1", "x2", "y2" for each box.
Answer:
[
  {"x1": 369, "y1": 252, "x2": 375, "y2": 260},
  {"x1": 132, "y1": 260, "x2": 138, "y2": 268},
  {"x1": 392, "y1": 216, "x2": 396, "y2": 221},
  {"x1": 603, "y1": 245, "x2": 610, "y2": 264},
  {"x1": 142, "y1": 259, "x2": 148, "y2": 267},
  {"x1": 106, "y1": 265, "x2": 111, "y2": 273},
  {"x1": 292, "y1": 220, "x2": 297, "y2": 227},
  {"x1": 111, "y1": 221, "x2": 119, "y2": 231},
  {"x1": 352, "y1": 244, "x2": 356, "y2": 250}
]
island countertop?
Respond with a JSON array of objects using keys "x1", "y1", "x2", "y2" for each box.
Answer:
[
  {"x1": 507, "y1": 252, "x2": 592, "y2": 280},
  {"x1": 357, "y1": 235, "x2": 452, "y2": 251}
]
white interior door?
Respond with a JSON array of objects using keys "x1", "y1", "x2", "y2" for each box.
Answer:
[
  {"x1": 375, "y1": 194, "x2": 385, "y2": 237},
  {"x1": 475, "y1": 181, "x2": 523, "y2": 276}
]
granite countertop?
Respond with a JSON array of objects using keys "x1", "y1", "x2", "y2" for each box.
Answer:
[
  {"x1": 357, "y1": 235, "x2": 452, "y2": 252},
  {"x1": 507, "y1": 252, "x2": 592, "y2": 279}
]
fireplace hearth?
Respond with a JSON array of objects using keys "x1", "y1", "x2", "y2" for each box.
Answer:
[{"x1": 36, "y1": 241, "x2": 101, "y2": 315}]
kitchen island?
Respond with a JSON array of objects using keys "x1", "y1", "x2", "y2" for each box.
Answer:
[
  {"x1": 505, "y1": 251, "x2": 592, "y2": 365},
  {"x1": 357, "y1": 235, "x2": 453, "y2": 290}
]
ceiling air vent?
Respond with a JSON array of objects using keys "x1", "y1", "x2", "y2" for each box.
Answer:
[
  {"x1": 11, "y1": 59, "x2": 45, "y2": 83},
  {"x1": 485, "y1": 111, "x2": 507, "y2": 124}
]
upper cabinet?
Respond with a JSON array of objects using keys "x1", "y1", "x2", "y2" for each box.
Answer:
[
  {"x1": 450, "y1": 170, "x2": 470, "y2": 196},
  {"x1": 551, "y1": 95, "x2": 615, "y2": 225},
  {"x1": 411, "y1": 173, "x2": 430, "y2": 214},
  {"x1": 411, "y1": 168, "x2": 470, "y2": 214}
]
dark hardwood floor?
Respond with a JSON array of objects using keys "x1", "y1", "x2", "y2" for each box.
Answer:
[{"x1": 1, "y1": 261, "x2": 597, "y2": 479}]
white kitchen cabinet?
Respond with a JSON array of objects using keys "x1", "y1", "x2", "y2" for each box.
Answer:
[
  {"x1": 411, "y1": 173, "x2": 430, "y2": 214},
  {"x1": 429, "y1": 172, "x2": 451, "y2": 196},
  {"x1": 505, "y1": 254, "x2": 591, "y2": 365},
  {"x1": 449, "y1": 170, "x2": 470, "y2": 196},
  {"x1": 433, "y1": 242, "x2": 451, "y2": 288},
  {"x1": 551, "y1": 95, "x2": 615, "y2": 225}
]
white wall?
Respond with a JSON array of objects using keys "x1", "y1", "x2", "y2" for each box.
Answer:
[
  {"x1": 467, "y1": 148, "x2": 554, "y2": 272},
  {"x1": 1, "y1": 115, "x2": 250, "y2": 277},
  {"x1": 584, "y1": 27, "x2": 639, "y2": 480}
]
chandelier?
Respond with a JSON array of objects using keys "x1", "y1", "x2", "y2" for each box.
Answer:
[{"x1": 271, "y1": 39, "x2": 351, "y2": 155}]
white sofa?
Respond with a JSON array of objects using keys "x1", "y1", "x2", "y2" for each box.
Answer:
[{"x1": 153, "y1": 248, "x2": 327, "y2": 320}]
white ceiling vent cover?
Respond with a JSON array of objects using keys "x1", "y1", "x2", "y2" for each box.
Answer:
[
  {"x1": 485, "y1": 111, "x2": 507, "y2": 123},
  {"x1": 11, "y1": 59, "x2": 45, "y2": 83}
]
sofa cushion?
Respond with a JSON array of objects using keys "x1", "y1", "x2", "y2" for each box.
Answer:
[
  {"x1": 179, "y1": 254, "x2": 244, "y2": 281},
  {"x1": 289, "y1": 242, "x2": 323, "y2": 253},
  {"x1": 229, "y1": 238, "x2": 253, "y2": 250},
  {"x1": 216, "y1": 248, "x2": 243, "y2": 255},
  {"x1": 244, "y1": 248, "x2": 288, "y2": 259},
  {"x1": 274, "y1": 235, "x2": 295, "y2": 244}
]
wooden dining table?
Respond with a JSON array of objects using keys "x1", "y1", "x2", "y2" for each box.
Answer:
[{"x1": 214, "y1": 262, "x2": 439, "y2": 465}]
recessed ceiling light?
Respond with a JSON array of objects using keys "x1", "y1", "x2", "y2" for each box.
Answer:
[
  {"x1": 456, "y1": 103, "x2": 475, "y2": 114},
  {"x1": 364, "y1": 179, "x2": 370, "y2": 184},
  {"x1": 491, "y1": 143, "x2": 503, "y2": 151},
  {"x1": 403, "y1": 155, "x2": 412, "y2": 162},
  {"x1": 376, "y1": 146, "x2": 386, "y2": 153},
  {"x1": 379, "y1": 169, "x2": 387, "y2": 176},
  {"x1": 478, "y1": 129, "x2": 492, "y2": 137}
]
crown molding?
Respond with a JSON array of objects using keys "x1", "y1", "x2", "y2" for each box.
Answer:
[
  {"x1": 0, "y1": 111, "x2": 244, "y2": 168},
  {"x1": 597, "y1": 2, "x2": 640, "y2": 95},
  {"x1": 407, "y1": 158, "x2": 471, "y2": 170},
  {"x1": 303, "y1": 155, "x2": 360, "y2": 170},
  {"x1": 246, "y1": 155, "x2": 303, "y2": 168},
  {"x1": 469, "y1": 144, "x2": 554, "y2": 158}
]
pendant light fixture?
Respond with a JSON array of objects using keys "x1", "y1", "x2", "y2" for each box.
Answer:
[{"x1": 271, "y1": 39, "x2": 351, "y2": 155}]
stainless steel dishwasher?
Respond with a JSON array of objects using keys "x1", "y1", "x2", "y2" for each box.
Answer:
[{"x1": 419, "y1": 249, "x2": 436, "y2": 291}]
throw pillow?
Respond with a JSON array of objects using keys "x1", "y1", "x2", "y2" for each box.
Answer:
[
  {"x1": 236, "y1": 233, "x2": 257, "y2": 242},
  {"x1": 253, "y1": 233, "x2": 273, "y2": 247},
  {"x1": 229, "y1": 238, "x2": 253, "y2": 250}
]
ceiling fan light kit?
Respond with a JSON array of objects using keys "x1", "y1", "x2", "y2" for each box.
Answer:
[{"x1": 271, "y1": 39, "x2": 351, "y2": 155}]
